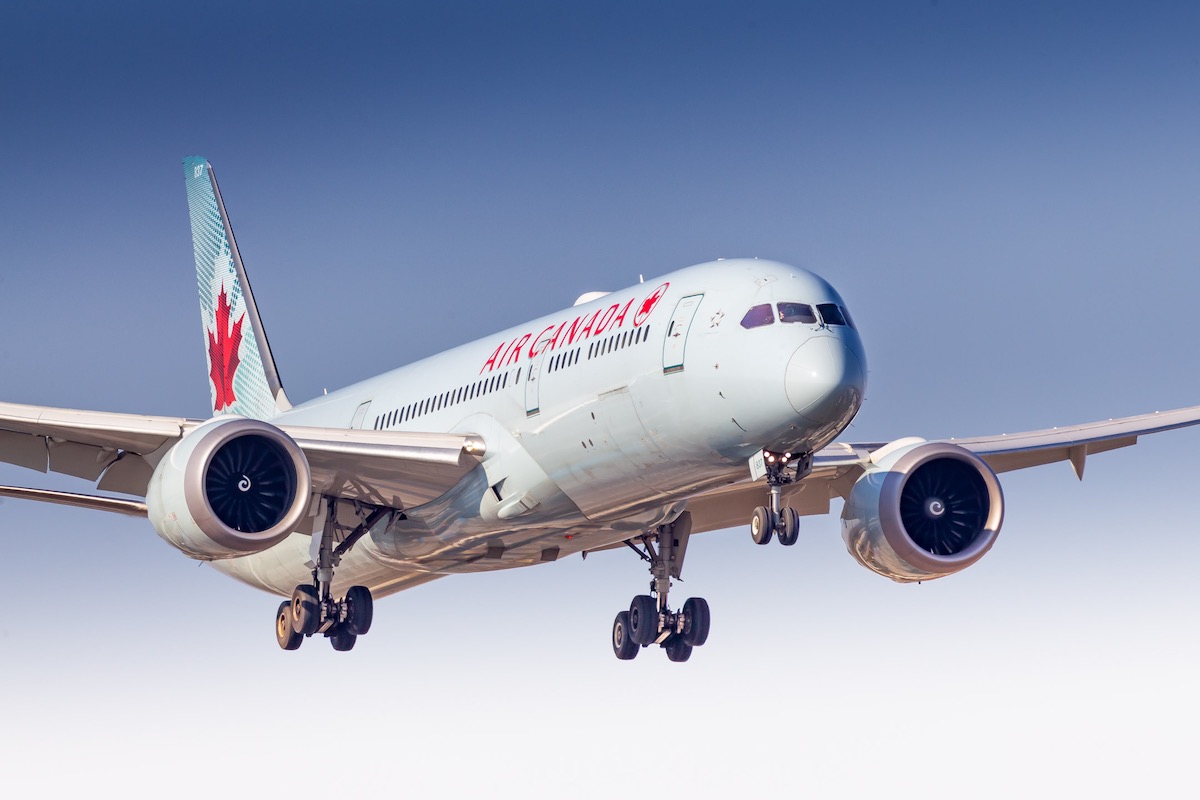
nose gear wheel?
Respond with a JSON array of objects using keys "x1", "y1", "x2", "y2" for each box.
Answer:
[{"x1": 750, "y1": 450, "x2": 811, "y2": 547}]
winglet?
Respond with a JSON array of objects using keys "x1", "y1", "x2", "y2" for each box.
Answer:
[{"x1": 183, "y1": 157, "x2": 291, "y2": 420}]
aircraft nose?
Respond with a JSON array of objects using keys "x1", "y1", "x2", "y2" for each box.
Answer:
[{"x1": 785, "y1": 336, "x2": 866, "y2": 424}]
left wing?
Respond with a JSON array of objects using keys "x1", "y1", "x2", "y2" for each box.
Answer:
[
  {"x1": 685, "y1": 404, "x2": 1200, "y2": 535},
  {"x1": 0, "y1": 400, "x2": 188, "y2": 495},
  {"x1": 0, "y1": 401, "x2": 484, "y2": 513}
]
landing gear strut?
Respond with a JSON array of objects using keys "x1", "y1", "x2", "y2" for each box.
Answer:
[
  {"x1": 611, "y1": 511, "x2": 710, "y2": 662},
  {"x1": 274, "y1": 497, "x2": 386, "y2": 652},
  {"x1": 751, "y1": 450, "x2": 811, "y2": 547}
]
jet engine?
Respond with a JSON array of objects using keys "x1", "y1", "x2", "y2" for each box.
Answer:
[
  {"x1": 841, "y1": 439, "x2": 1003, "y2": 582},
  {"x1": 145, "y1": 416, "x2": 312, "y2": 560}
]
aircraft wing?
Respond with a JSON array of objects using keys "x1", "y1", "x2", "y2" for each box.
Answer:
[
  {"x1": 685, "y1": 404, "x2": 1200, "y2": 536},
  {"x1": 0, "y1": 400, "x2": 188, "y2": 496},
  {"x1": 0, "y1": 401, "x2": 484, "y2": 513}
]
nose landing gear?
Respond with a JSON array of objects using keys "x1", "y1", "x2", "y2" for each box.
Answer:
[
  {"x1": 750, "y1": 450, "x2": 811, "y2": 547},
  {"x1": 610, "y1": 511, "x2": 711, "y2": 662}
]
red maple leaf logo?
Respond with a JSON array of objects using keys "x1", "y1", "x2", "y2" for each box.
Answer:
[
  {"x1": 634, "y1": 282, "x2": 670, "y2": 326},
  {"x1": 207, "y1": 283, "x2": 244, "y2": 411}
]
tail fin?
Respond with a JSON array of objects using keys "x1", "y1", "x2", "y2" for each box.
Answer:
[{"x1": 183, "y1": 157, "x2": 291, "y2": 420}]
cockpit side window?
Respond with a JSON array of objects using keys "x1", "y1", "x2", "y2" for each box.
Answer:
[
  {"x1": 816, "y1": 303, "x2": 850, "y2": 327},
  {"x1": 740, "y1": 304, "x2": 775, "y2": 329},
  {"x1": 777, "y1": 302, "x2": 817, "y2": 324}
]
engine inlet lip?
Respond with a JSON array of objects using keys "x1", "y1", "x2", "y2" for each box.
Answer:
[
  {"x1": 877, "y1": 442, "x2": 1004, "y2": 574},
  {"x1": 183, "y1": 417, "x2": 312, "y2": 552}
]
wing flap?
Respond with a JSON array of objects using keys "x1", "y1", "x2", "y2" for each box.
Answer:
[
  {"x1": 47, "y1": 440, "x2": 120, "y2": 481},
  {"x1": 96, "y1": 454, "x2": 155, "y2": 495},
  {"x1": 0, "y1": 429, "x2": 48, "y2": 472}
]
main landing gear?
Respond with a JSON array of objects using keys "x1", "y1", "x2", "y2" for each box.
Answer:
[
  {"x1": 275, "y1": 497, "x2": 388, "y2": 652},
  {"x1": 611, "y1": 511, "x2": 711, "y2": 663},
  {"x1": 750, "y1": 450, "x2": 812, "y2": 547}
]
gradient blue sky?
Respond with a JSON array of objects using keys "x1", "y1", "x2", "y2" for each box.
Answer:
[{"x1": 2, "y1": 2, "x2": 1199, "y2": 796}]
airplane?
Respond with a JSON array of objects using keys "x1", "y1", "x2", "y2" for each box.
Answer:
[{"x1": 3, "y1": 156, "x2": 1198, "y2": 661}]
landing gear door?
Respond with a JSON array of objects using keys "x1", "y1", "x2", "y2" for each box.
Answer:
[{"x1": 662, "y1": 293, "x2": 704, "y2": 374}]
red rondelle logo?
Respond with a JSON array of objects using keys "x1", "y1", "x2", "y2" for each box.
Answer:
[{"x1": 634, "y1": 282, "x2": 669, "y2": 326}]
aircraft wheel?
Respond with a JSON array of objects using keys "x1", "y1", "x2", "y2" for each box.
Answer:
[
  {"x1": 329, "y1": 625, "x2": 357, "y2": 652},
  {"x1": 665, "y1": 636, "x2": 693, "y2": 663},
  {"x1": 276, "y1": 602, "x2": 302, "y2": 651},
  {"x1": 344, "y1": 585, "x2": 373, "y2": 636},
  {"x1": 682, "y1": 597, "x2": 710, "y2": 647},
  {"x1": 777, "y1": 507, "x2": 800, "y2": 546},
  {"x1": 612, "y1": 611, "x2": 639, "y2": 660},
  {"x1": 290, "y1": 584, "x2": 320, "y2": 635},
  {"x1": 628, "y1": 594, "x2": 658, "y2": 646},
  {"x1": 751, "y1": 506, "x2": 774, "y2": 545}
]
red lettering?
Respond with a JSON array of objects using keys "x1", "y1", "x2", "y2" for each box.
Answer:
[
  {"x1": 578, "y1": 310, "x2": 601, "y2": 340},
  {"x1": 593, "y1": 303, "x2": 620, "y2": 335},
  {"x1": 612, "y1": 298, "x2": 634, "y2": 329},
  {"x1": 480, "y1": 342, "x2": 505, "y2": 374},
  {"x1": 528, "y1": 326, "x2": 555, "y2": 358},
  {"x1": 547, "y1": 321, "x2": 568, "y2": 350},
  {"x1": 502, "y1": 333, "x2": 531, "y2": 366},
  {"x1": 566, "y1": 315, "x2": 585, "y2": 345}
]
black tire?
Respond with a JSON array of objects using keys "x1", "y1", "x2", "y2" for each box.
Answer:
[
  {"x1": 329, "y1": 625, "x2": 357, "y2": 652},
  {"x1": 778, "y1": 507, "x2": 800, "y2": 546},
  {"x1": 682, "y1": 597, "x2": 711, "y2": 647},
  {"x1": 290, "y1": 584, "x2": 320, "y2": 635},
  {"x1": 344, "y1": 585, "x2": 373, "y2": 636},
  {"x1": 275, "y1": 602, "x2": 302, "y2": 651},
  {"x1": 628, "y1": 594, "x2": 658, "y2": 646},
  {"x1": 665, "y1": 636, "x2": 693, "y2": 663},
  {"x1": 612, "y1": 611, "x2": 639, "y2": 660},
  {"x1": 751, "y1": 506, "x2": 774, "y2": 545}
]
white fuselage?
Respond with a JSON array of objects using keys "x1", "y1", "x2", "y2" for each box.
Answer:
[{"x1": 213, "y1": 259, "x2": 867, "y2": 598}]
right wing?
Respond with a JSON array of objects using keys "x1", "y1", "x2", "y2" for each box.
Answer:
[{"x1": 684, "y1": 404, "x2": 1200, "y2": 536}]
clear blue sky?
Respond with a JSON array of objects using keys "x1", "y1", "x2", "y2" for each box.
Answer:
[{"x1": 2, "y1": 2, "x2": 1199, "y2": 795}]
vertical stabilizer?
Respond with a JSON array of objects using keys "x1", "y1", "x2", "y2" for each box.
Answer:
[{"x1": 183, "y1": 157, "x2": 291, "y2": 420}]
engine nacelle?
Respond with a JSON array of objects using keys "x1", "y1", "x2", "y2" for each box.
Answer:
[
  {"x1": 146, "y1": 416, "x2": 312, "y2": 560},
  {"x1": 841, "y1": 439, "x2": 1004, "y2": 583}
]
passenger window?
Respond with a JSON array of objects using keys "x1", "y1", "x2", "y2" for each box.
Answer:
[
  {"x1": 816, "y1": 303, "x2": 847, "y2": 326},
  {"x1": 740, "y1": 304, "x2": 775, "y2": 329},
  {"x1": 778, "y1": 302, "x2": 817, "y2": 324}
]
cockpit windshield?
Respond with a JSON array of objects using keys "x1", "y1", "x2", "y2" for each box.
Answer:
[
  {"x1": 816, "y1": 303, "x2": 855, "y2": 329},
  {"x1": 777, "y1": 302, "x2": 816, "y2": 324},
  {"x1": 740, "y1": 304, "x2": 775, "y2": 329},
  {"x1": 742, "y1": 301, "x2": 856, "y2": 330}
]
